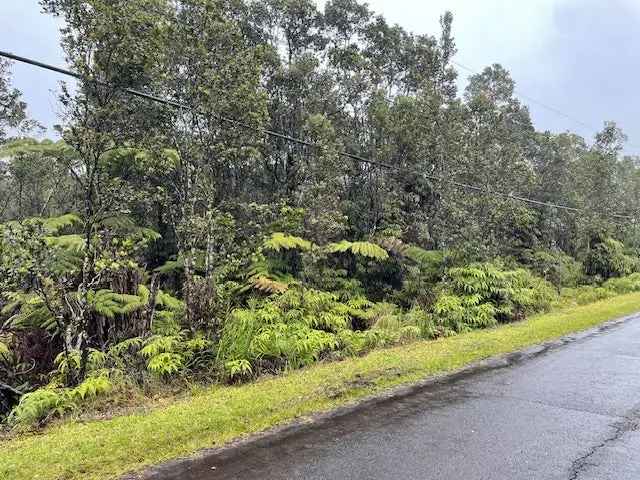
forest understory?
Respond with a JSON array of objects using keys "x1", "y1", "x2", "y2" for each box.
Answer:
[{"x1": 2, "y1": 0, "x2": 640, "y2": 456}]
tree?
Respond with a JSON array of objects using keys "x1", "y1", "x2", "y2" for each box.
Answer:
[{"x1": 0, "y1": 59, "x2": 41, "y2": 144}]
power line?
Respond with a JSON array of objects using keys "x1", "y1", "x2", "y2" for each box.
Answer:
[
  {"x1": 453, "y1": 59, "x2": 640, "y2": 152},
  {"x1": 0, "y1": 49, "x2": 634, "y2": 221}
]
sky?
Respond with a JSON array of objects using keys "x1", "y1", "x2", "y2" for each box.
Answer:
[{"x1": 1, "y1": 0, "x2": 639, "y2": 153}]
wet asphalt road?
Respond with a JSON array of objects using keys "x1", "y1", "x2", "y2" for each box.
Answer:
[{"x1": 166, "y1": 316, "x2": 640, "y2": 480}]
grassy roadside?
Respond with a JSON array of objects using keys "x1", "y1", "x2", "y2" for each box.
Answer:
[{"x1": 3, "y1": 292, "x2": 640, "y2": 480}]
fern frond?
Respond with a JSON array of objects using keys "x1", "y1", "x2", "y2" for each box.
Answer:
[
  {"x1": 263, "y1": 232, "x2": 312, "y2": 252},
  {"x1": 70, "y1": 375, "x2": 112, "y2": 401},
  {"x1": 252, "y1": 276, "x2": 290, "y2": 294},
  {"x1": 87, "y1": 289, "x2": 145, "y2": 319},
  {"x1": 4, "y1": 293, "x2": 58, "y2": 333},
  {"x1": 0, "y1": 341, "x2": 10, "y2": 361},
  {"x1": 44, "y1": 234, "x2": 85, "y2": 252},
  {"x1": 326, "y1": 240, "x2": 389, "y2": 260},
  {"x1": 154, "y1": 258, "x2": 184, "y2": 274},
  {"x1": 146, "y1": 352, "x2": 184, "y2": 376},
  {"x1": 42, "y1": 214, "x2": 81, "y2": 234},
  {"x1": 108, "y1": 337, "x2": 144, "y2": 357}
]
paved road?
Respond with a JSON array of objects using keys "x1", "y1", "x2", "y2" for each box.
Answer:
[{"x1": 170, "y1": 317, "x2": 640, "y2": 480}]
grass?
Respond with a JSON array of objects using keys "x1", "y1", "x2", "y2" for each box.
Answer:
[{"x1": 3, "y1": 292, "x2": 640, "y2": 480}]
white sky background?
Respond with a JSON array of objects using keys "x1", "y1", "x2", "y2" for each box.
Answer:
[{"x1": 2, "y1": 0, "x2": 640, "y2": 153}]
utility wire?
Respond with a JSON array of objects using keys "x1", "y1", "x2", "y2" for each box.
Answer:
[
  {"x1": 453, "y1": 59, "x2": 640, "y2": 152},
  {"x1": 0, "y1": 49, "x2": 634, "y2": 221}
]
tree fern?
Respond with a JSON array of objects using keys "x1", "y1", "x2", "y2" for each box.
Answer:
[
  {"x1": 2, "y1": 292, "x2": 58, "y2": 334},
  {"x1": 42, "y1": 214, "x2": 81, "y2": 234},
  {"x1": 44, "y1": 234, "x2": 85, "y2": 252},
  {"x1": 86, "y1": 289, "x2": 145, "y2": 319},
  {"x1": 108, "y1": 337, "x2": 144, "y2": 358},
  {"x1": 326, "y1": 240, "x2": 389, "y2": 260},
  {"x1": 263, "y1": 232, "x2": 312, "y2": 252}
]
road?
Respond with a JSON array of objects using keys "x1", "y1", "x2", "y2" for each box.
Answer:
[{"x1": 161, "y1": 317, "x2": 640, "y2": 480}]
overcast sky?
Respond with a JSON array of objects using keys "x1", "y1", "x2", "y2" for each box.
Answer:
[{"x1": 2, "y1": 1, "x2": 639, "y2": 153}]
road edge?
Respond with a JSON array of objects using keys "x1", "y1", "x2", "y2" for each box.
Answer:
[{"x1": 126, "y1": 312, "x2": 639, "y2": 480}]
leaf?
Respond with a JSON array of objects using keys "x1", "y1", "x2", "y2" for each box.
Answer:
[
  {"x1": 44, "y1": 234, "x2": 85, "y2": 252},
  {"x1": 42, "y1": 214, "x2": 81, "y2": 234},
  {"x1": 0, "y1": 341, "x2": 10, "y2": 361},
  {"x1": 252, "y1": 276, "x2": 290, "y2": 294},
  {"x1": 146, "y1": 352, "x2": 184, "y2": 376},
  {"x1": 154, "y1": 258, "x2": 184, "y2": 274},
  {"x1": 263, "y1": 232, "x2": 312, "y2": 252},
  {"x1": 326, "y1": 240, "x2": 389, "y2": 260}
]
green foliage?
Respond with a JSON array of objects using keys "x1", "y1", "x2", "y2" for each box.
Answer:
[
  {"x1": 0, "y1": 341, "x2": 10, "y2": 361},
  {"x1": 434, "y1": 263, "x2": 557, "y2": 331},
  {"x1": 87, "y1": 289, "x2": 145, "y2": 319},
  {"x1": 263, "y1": 233, "x2": 312, "y2": 252},
  {"x1": 603, "y1": 272, "x2": 640, "y2": 294},
  {"x1": 326, "y1": 240, "x2": 389, "y2": 260},
  {"x1": 584, "y1": 237, "x2": 638, "y2": 280},
  {"x1": 522, "y1": 249, "x2": 584, "y2": 289},
  {"x1": 139, "y1": 332, "x2": 212, "y2": 377},
  {"x1": 42, "y1": 214, "x2": 82, "y2": 234},
  {"x1": 8, "y1": 375, "x2": 112, "y2": 428},
  {"x1": 217, "y1": 287, "x2": 363, "y2": 377},
  {"x1": 146, "y1": 353, "x2": 184, "y2": 376},
  {"x1": 225, "y1": 358, "x2": 253, "y2": 380},
  {"x1": 2, "y1": 292, "x2": 58, "y2": 333},
  {"x1": 8, "y1": 388, "x2": 67, "y2": 428},
  {"x1": 6, "y1": 0, "x2": 640, "y2": 435},
  {"x1": 559, "y1": 286, "x2": 616, "y2": 307}
]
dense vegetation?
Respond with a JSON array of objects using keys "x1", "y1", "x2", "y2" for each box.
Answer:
[{"x1": 2, "y1": 0, "x2": 640, "y2": 429}]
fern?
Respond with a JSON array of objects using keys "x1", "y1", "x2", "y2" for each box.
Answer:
[
  {"x1": 326, "y1": 240, "x2": 389, "y2": 260},
  {"x1": 70, "y1": 375, "x2": 112, "y2": 401},
  {"x1": 146, "y1": 352, "x2": 184, "y2": 376},
  {"x1": 139, "y1": 334, "x2": 183, "y2": 358},
  {"x1": 108, "y1": 337, "x2": 144, "y2": 357},
  {"x1": 0, "y1": 340, "x2": 10, "y2": 361},
  {"x1": 54, "y1": 349, "x2": 107, "y2": 377},
  {"x1": 44, "y1": 234, "x2": 85, "y2": 252},
  {"x1": 225, "y1": 359, "x2": 253, "y2": 379},
  {"x1": 99, "y1": 216, "x2": 161, "y2": 242},
  {"x1": 156, "y1": 290, "x2": 183, "y2": 310},
  {"x1": 263, "y1": 232, "x2": 312, "y2": 252},
  {"x1": 3, "y1": 292, "x2": 58, "y2": 334},
  {"x1": 240, "y1": 254, "x2": 296, "y2": 295},
  {"x1": 8, "y1": 375, "x2": 113, "y2": 427},
  {"x1": 252, "y1": 276, "x2": 290, "y2": 294},
  {"x1": 42, "y1": 214, "x2": 81, "y2": 234},
  {"x1": 8, "y1": 388, "x2": 68, "y2": 427},
  {"x1": 154, "y1": 258, "x2": 184, "y2": 274},
  {"x1": 86, "y1": 289, "x2": 145, "y2": 319},
  {"x1": 139, "y1": 334, "x2": 190, "y2": 376}
]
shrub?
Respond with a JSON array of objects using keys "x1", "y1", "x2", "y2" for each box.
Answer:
[
  {"x1": 434, "y1": 263, "x2": 557, "y2": 331},
  {"x1": 521, "y1": 249, "x2": 584, "y2": 289},
  {"x1": 603, "y1": 272, "x2": 640, "y2": 294},
  {"x1": 8, "y1": 375, "x2": 113, "y2": 428},
  {"x1": 559, "y1": 286, "x2": 615, "y2": 306},
  {"x1": 217, "y1": 288, "x2": 353, "y2": 378},
  {"x1": 584, "y1": 237, "x2": 638, "y2": 280}
]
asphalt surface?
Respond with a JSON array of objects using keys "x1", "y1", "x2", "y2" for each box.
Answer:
[{"x1": 152, "y1": 316, "x2": 640, "y2": 480}]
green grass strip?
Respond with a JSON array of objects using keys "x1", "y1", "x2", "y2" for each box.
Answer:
[{"x1": 3, "y1": 292, "x2": 640, "y2": 480}]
